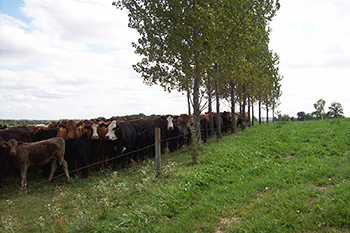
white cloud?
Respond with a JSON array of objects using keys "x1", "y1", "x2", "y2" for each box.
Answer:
[
  {"x1": 0, "y1": 0, "x2": 188, "y2": 120},
  {"x1": 0, "y1": 0, "x2": 349, "y2": 120},
  {"x1": 269, "y1": 0, "x2": 350, "y2": 117}
]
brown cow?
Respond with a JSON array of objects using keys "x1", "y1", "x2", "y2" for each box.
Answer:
[
  {"x1": 56, "y1": 123, "x2": 68, "y2": 139},
  {"x1": 48, "y1": 121, "x2": 59, "y2": 129},
  {"x1": 237, "y1": 112, "x2": 249, "y2": 127},
  {"x1": 1, "y1": 137, "x2": 70, "y2": 188},
  {"x1": 56, "y1": 120, "x2": 82, "y2": 140},
  {"x1": 66, "y1": 120, "x2": 82, "y2": 139},
  {"x1": 176, "y1": 114, "x2": 190, "y2": 124}
]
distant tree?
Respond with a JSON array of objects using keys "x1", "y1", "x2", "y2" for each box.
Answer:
[
  {"x1": 313, "y1": 99, "x2": 326, "y2": 120},
  {"x1": 279, "y1": 114, "x2": 290, "y2": 122},
  {"x1": 297, "y1": 111, "x2": 306, "y2": 121},
  {"x1": 276, "y1": 111, "x2": 290, "y2": 121},
  {"x1": 306, "y1": 113, "x2": 314, "y2": 121},
  {"x1": 327, "y1": 101, "x2": 344, "y2": 118}
]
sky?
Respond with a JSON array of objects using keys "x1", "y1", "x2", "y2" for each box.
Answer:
[{"x1": 0, "y1": 0, "x2": 349, "y2": 120}]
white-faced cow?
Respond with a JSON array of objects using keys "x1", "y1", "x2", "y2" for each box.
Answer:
[
  {"x1": 105, "y1": 120, "x2": 138, "y2": 169},
  {"x1": 129, "y1": 115, "x2": 177, "y2": 153},
  {"x1": 1, "y1": 137, "x2": 70, "y2": 188}
]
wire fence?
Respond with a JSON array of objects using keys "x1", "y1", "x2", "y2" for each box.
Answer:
[{"x1": 0, "y1": 121, "x2": 247, "y2": 198}]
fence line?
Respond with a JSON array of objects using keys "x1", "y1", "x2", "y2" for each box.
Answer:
[{"x1": 0, "y1": 121, "x2": 245, "y2": 197}]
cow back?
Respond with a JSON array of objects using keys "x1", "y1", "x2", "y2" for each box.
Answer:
[
  {"x1": 17, "y1": 137, "x2": 65, "y2": 166},
  {"x1": 32, "y1": 128, "x2": 59, "y2": 142},
  {"x1": 0, "y1": 127, "x2": 32, "y2": 142}
]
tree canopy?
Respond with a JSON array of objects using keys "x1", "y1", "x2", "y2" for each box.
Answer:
[{"x1": 112, "y1": 0, "x2": 281, "y2": 143}]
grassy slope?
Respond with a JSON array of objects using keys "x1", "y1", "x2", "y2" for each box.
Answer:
[{"x1": 1, "y1": 119, "x2": 350, "y2": 232}]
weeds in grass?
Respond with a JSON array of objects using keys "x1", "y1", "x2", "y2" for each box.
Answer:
[{"x1": 0, "y1": 119, "x2": 350, "y2": 232}]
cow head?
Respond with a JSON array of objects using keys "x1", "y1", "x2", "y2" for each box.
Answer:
[
  {"x1": 1, "y1": 139, "x2": 24, "y2": 156},
  {"x1": 98, "y1": 122, "x2": 109, "y2": 139},
  {"x1": 57, "y1": 123, "x2": 67, "y2": 139},
  {"x1": 91, "y1": 123, "x2": 99, "y2": 140},
  {"x1": 66, "y1": 120, "x2": 80, "y2": 139},
  {"x1": 161, "y1": 115, "x2": 176, "y2": 131},
  {"x1": 105, "y1": 120, "x2": 118, "y2": 140}
]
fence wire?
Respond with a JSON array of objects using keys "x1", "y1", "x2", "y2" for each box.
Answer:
[{"x1": 0, "y1": 121, "x2": 246, "y2": 197}]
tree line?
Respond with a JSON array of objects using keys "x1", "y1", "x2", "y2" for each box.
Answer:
[
  {"x1": 0, "y1": 113, "x2": 149, "y2": 128},
  {"x1": 296, "y1": 99, "x2": 344, "y2": 121},
  {"x1": 275, "y1": 98, "x2": 345, "y2": 122},
  {"x1": 113, "y1": 0, "x2": 282, "y2": 146}
]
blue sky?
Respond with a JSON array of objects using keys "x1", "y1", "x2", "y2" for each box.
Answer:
[
  {"x1": 0, "y1": 0, "x2": 350, "y2": 120},
  {"x1": 1, "y1": 0, "x2": 26, "y2": 19}
]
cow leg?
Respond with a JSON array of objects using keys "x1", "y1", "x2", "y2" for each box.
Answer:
[
  {"x1": 20, "y1": 165, "x2": 29, "y2": 189},
  {"x1": 48, "y1": 160, "x2": 57, "y2": 182},
  {"x1": 61, "y1": 159, "x2": 70, "y2": 181}
]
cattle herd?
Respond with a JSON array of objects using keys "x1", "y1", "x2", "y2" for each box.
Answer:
[{"x1": 0, "y1": 112, "x2": 245, "y2": 189}]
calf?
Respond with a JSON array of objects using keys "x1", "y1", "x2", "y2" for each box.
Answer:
[{"x1": 1, "y1": 137, "x2": 70, "y2": 188}]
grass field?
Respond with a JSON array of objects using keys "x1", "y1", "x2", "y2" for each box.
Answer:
[{"x1": 1, "y1": 118, "x2": 350, "y2": 232}]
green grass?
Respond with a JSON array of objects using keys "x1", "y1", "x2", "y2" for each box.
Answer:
[{"x1": 1, "y1": 118, "x2": 350, "y2": 232}]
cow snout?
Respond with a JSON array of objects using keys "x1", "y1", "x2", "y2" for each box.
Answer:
[
  {"x1": 92, "y1": 135, "x2": 99, "y2": 140},
  {"x1": 168, "y1": 126, "x2": 174, "y2": 131},
  {"x1": 105, "y1": 135, "x2": 110, "y2": 140},
  {"x1": 10, "y1": 151, "x2": 16, "y2": 156}
]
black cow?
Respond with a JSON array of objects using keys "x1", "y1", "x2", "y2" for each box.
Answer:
[
  {"x1": 32, "y1": 128, "x2": 59, "y2": 142},
  {"x1": 0, "y1": 136, "x2": 13, "y2": 188},
  {"x1": 64, "y1": 138, "x2": 90, "y2": 178},
  {"x1": 134, "y1": 125, "x2": 154, "y2": 161},
  {"x1": 175, "y1": 121, "x2": 190, "y2": 148},
  {"x1": 200, "y1": 118, "x2": 208, "y2": 143},
  {"x1": 167, "y1": 118, "x2": 190, "y2": 152},
  {"x1": 129, "y1": 115, "x2": 176, "y2": 152},
  {"x1": 221, "y1": 111, "x2": 232, "y2": 133},
  {"x1": 0, "y1": 126, "x2": 32, "y2": 142},
  {"x1": 105, "y1": 120, "x2": 138, "y2": 169}
]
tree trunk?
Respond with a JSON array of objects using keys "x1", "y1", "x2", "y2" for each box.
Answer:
[
  {"x1": 207, "y1": 75, "x2": 214, "y2": 137},
  {"x1": 266, "y1": 104, "x2": 269, "y2": 124},
  {"x1": 193, "y1": 76, "x2": 201, "y2": 135},
  {"x1": 241, "y1": 86, "x2": 246, "y2": 131},
  {"x1": 187, "y1": 86, "x2": 191, "y2": 117},
  {"x1": 247, "y1": 95, "x2": 251, "y2": 127},
  {"x1": 192, "y1": 54, "x2": 201, "y2": 164},
  {"x1": 230, "y1": 82, "x2": 236, "y2": 133},
  {"x1": 251, "y1": 101, "x2": 254, "y2": 126},
  {"x1": 215, "y1": 64, "x2": 222, "y2": 139},
  {"x1": 259, "y1": 100, "x2": 262, "y2": 125},
  {"x1": 242, "y1": 100, "x2": 246, "y2": 131}
]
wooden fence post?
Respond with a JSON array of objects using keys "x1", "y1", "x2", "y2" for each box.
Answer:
[{"x1": 155, "y1": 127, "x2": 161, "y2": 177}]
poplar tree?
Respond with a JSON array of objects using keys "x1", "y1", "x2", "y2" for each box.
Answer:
[{"x1": 112, "y1": 0, "x2": 281, "y2": 149}]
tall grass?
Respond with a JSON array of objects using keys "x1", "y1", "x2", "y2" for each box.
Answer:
[{"x1": 1, "y1": 118, "x2": 350, "y2": 232}]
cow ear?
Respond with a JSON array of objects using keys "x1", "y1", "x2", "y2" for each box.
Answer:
[
  {"x1": 160, "y1": 115, "x2": 166, "y2": 120},
  {"x1": 1, "y1": 141, "x2": 7, "y2": 148},
  {"x1": 18, "y1": 141, "x2": 24, "y2": 146}
]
